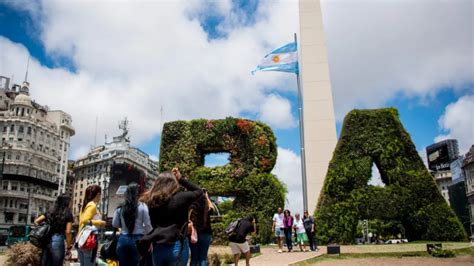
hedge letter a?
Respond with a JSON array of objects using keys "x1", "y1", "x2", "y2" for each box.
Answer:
[{"x1": 315, "y1": 108, "x2": 467, "y2": 244}]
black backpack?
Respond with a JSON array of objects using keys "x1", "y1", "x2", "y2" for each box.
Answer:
[
  {"x1": 29, "y1": 217, "x2": 51, "y2": 248},
  {"x1": 225, "y1": 219, "x2": 241, "y2": 237}
]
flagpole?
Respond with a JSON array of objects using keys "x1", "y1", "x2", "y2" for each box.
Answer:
[{"x1": 295, "y1": 33, "x2": 308, "y2": 212}]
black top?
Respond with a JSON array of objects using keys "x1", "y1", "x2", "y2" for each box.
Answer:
[
  {"x1": 148, "y1": 179, "x2": 203, "y2": 242},
  {"x1": 46, "y1": 211, "x2": 74, "y2": 235},
  {"x1": 303, "y1": 216, "x2": 314, "y2": 231},
  {"x1": 229, "y1": 218, "x2": 255, "y2": 244},
  {"x1": 190, "y1": 195, "x2": 213, "y2": 235}
]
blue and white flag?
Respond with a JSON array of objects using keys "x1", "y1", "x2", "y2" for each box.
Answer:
[{"x1": 252, "y1": 42, "x2": 298, "y2": 74}]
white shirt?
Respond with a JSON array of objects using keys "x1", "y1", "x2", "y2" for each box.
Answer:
[
  {"x1": 273, "y1": 213, "x2": 284, "y2": 228},
  {"x1": 293, "y1": 218, "x2": 305, "y2": 234}
]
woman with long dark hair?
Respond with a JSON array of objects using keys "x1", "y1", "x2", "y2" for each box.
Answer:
[
  {"x1": 34, "y1": 195, "x2": 73, "y2": 266},
  {"x1": 112, "y1": 183, "x2": 152, "y2": 266},
  {"x1": 142, "y1": 168, "x2": 203, "y2": 266},
  {"x1": 78, "y1": 185, "x2": 106, "y2": 266},
  {"x1": 283, "y1": 209, "x2": 294, "y2": 252},
  {"x1": 189, "y1": 190, "x2": 215, "y2": 266}
]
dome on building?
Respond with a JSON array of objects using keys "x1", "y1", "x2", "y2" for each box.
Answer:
[{"x1": 14, "y1": 93, "x2": 32, "y2": 106}]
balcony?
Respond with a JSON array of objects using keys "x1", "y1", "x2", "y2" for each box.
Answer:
[{"x1": 0, "y1": 189, "x2": 56, "y2": 202}]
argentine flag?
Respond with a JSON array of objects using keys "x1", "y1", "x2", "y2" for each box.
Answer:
[{"x1": 252, "y1": 42, "x2": 298, "y2": 74}]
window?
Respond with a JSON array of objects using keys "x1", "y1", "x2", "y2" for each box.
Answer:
[
  {"x1": 27, "y1": 127, "x2": 31, "y2": 134},
  {"x1": 2, "y1": 182, "x2": 8, "y2": 190},
  {"x1": 18, "y1": 214, "x2": 27, "y2": 223},
  {"x1": 2, "y1": 126, "x2": 6, "y2": 132},
  {"x1": 15, "y1": 155, "x2": 20, "y2": 160},
  {"x1": 11, "y1": 183, "x2": 17, "y2": 190},
  {"x1": 4, "y1": 213, "x2": 13, "y2": 223},
  {"x1": 10, "y1": 125, "x2": 14, "y2": 132}
]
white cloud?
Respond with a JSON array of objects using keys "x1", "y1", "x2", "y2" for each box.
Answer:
[
  {"x1": 368, "y1": 164, "x2": 385, "y2": 187},
  {"x1": 0, "y1": 1, "x2": 300, "y2": 159},
  {"x1": 321, "y1": 0, "x2": 473, "y2": 119},
  {"x1": 272, "y1": 147, "x2": 303, "y2": 215},
  {"x1": 259, "y1": 94, "x2": 296, "y2": 129},
  {"x1": 435, "y1": 95, "x2": 474, "y2": 155}
]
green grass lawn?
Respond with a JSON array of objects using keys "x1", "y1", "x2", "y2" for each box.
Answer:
[{"x1": 292, "y1": 244, "x2": 473, "y2": 266}]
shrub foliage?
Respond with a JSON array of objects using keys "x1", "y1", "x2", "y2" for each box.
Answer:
[
  {"x1": 159, "y1": 117, "x2": 286, "y2": 243},
  {"x1": 315, "y1": 108, "x2": 467, "y2": 244}
]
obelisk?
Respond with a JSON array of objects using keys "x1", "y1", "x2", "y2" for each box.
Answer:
[{"x1": 299, "y1": 0, "x2": 337, "y2": 212}]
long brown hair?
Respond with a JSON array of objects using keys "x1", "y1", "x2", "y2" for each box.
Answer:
[
  {"x1": 141, "y1": 172, "x2": 180, "y2": 208},
  {"x1": 81, "y1": 185, "x2": 101, "y2": 212}
]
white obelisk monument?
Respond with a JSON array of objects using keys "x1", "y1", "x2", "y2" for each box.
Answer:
[{"x1": 299, "y1": 0, "x2": 337, "y2": 212}]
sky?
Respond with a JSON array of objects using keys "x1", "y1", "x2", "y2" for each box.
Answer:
[{"x1": 0, "y1": 0, "x2": 472, "y2": 215}]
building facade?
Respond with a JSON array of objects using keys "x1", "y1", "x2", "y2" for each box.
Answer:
[
  {"x1": 426, "y1": 139, "x2": 460, "y2": 205},
  {"x1": 71, "y1": 119, "x2": 158, "y2": 223},
  {"x1": 0, "y1": 76, "x2": 74, "y2": 226},
  {"x1": 462, "y1": 145, "x2": 474, "y2": 238}
]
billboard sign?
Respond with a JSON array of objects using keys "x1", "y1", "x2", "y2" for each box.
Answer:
[{"x1": 427, "y1": 142, "x2": 456, "y2": 171}]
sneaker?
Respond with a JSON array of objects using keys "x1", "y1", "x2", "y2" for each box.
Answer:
[{"x1": 278, "y1": 249, "x2": 282, "y2": 253}]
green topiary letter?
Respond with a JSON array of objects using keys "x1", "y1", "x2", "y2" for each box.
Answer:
[
  {"x1": 315, "y1": 108, "x2": 467, "y2": 244},
  {"x1": 159, "y1": 117, "x2": 286, "y2": 243}
]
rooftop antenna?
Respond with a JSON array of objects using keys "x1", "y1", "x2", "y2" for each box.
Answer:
[
  {"x1": 119, "y1": 117, "x2": 130, "y2": 141},
  {"x1": 25, "y1": 56, "x2": 30, "y2": 82}
]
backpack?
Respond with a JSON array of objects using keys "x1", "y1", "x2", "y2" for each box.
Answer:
[
  {"x1": 225, "y1": 219, "x2": 241, "y2": 237},
  {"x1": 29, "y1": 218, "x2": 52, "y2": 248}
]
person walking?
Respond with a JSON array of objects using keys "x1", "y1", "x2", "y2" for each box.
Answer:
[
  {"x1": 303, "y1": 210, "x2": 317, "y2": 251},
  {"x1": 283, "y1": 209, "x2": 294, "y2": 252},
  {"x1": 293, "y1": 213, "x2": 308, "y2": 252},
  {"x1": 78, "y1": 185, "x2": 106, "y2": 266},
  {"x1": 228, "y1": 216, "x2": 257, "y2": 266},
  {"x1": 272, "y1": 207, "x2": 285, "y2": 253},
  {"x1": 34, "y1": 195, "x2": 73, "y2": 266},
  {"x1": 188, "y1": 189, "x2": 215, "y2": 266},
  {"x1": 112, "y1": 183, "x2": 153, "y2": 266},
  {"x1": 142, "y1": 168, "x2": 203, "y2": 266}
]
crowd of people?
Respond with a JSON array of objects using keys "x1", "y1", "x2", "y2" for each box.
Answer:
[
  {"x1": 272, "y1": 207, "x2": 318, "y2": 253},
  {"x1": 32, "y1": 168, "x2": 316, "y2": 266}
]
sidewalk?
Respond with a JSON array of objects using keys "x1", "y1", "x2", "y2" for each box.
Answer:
[{"x1": 251, "y1": 247, "x2": 324, "y2": 265}]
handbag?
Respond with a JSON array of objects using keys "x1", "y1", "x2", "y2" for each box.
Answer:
[
  {"x1": 29, "y1": 217, "x2": 51, "y2": 248},
  {"x1": 76, "y1": 223, "x2": 97, "y2": 250},
  {"x1": 100, "y1": 228, "x2": 118, "y2": 260}
]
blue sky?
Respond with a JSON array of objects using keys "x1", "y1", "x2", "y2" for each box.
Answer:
[{"x1": 1, "y1": 0, "x2": 472, "y2": 212}]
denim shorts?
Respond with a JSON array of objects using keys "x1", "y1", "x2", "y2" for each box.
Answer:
[{"x1": 275, "y1": 227, "x2": 285, "y2": 238}]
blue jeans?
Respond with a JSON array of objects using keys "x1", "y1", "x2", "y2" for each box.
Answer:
[
  {"x1": 116, "y1": 234, "x2": 142, "y2": 266},
  {"x1": 189, "y1": 233, "x2": 212, "y2": 266},
  {"x1": 78, "y1": 248, "x2": 94, "y2": 266},
  {"x1": 283, "y1": 228, "x2": 293, "y2": 251},
  {"x1": 42, "y1": 234, "x2": 65, "y2": 266},
  {"x1": 152, "y1": 238, "x2": 189, "y2": 266}
]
